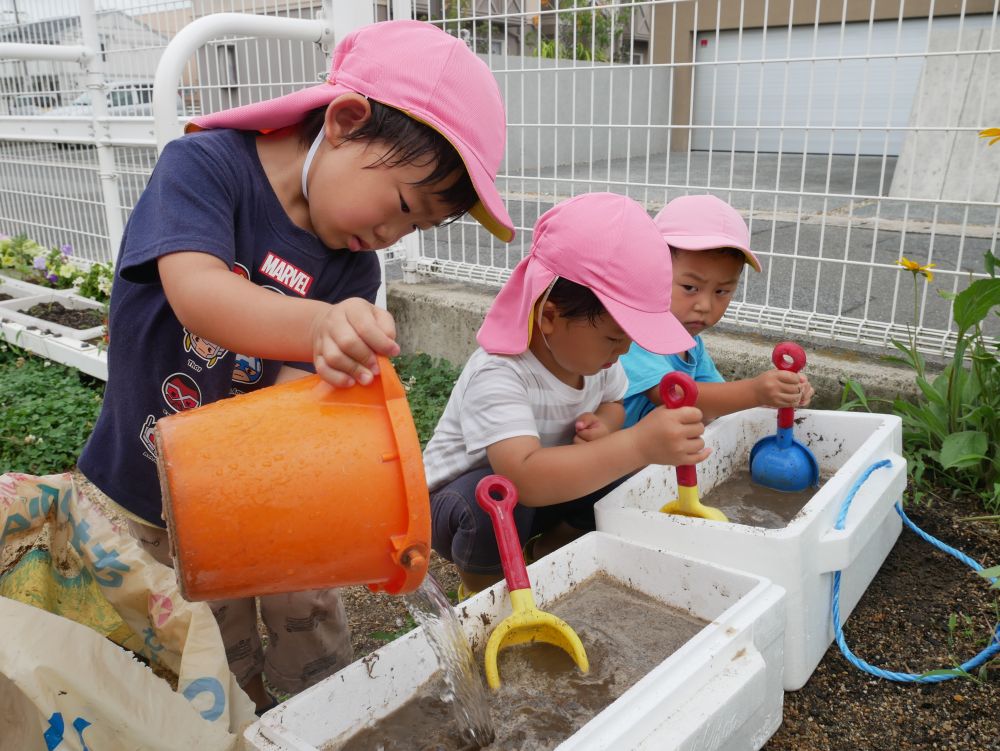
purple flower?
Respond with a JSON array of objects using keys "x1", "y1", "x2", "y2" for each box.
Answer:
[
  {"x1": 47, "y1": 273, "x2": 58, "y2": 283},
  {"x1": 33, "y1": 255, "x2": 47, "y2": 271},
  {"x1": 60, "y1": 243, "x2": 73, "y2": 256}
]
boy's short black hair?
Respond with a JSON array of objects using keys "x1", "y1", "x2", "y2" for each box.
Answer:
[
  {"x1": 669, "y1": 246, "x2": 747, "y2": 266},
  {"x1": 546, "y1": 277, "x2": 608, "y2": 324},
  {"x1": 300, "y1": 102, "x2": 478, "y2": 221}
]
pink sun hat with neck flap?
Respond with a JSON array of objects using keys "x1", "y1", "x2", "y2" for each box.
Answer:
[
  {"x1": 477, "y1": 192, "x2": 694, "y2": 356},
  {"x1": 655, "y1": 194, "x2": 761, "y2": 272},
  {"x1": 186, "y1": 19, "x2": 513, "y2": 243}
]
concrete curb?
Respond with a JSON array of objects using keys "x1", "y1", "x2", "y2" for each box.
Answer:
[{"x1": 387, "y1": 281, "x2": 923, "y2": 411}]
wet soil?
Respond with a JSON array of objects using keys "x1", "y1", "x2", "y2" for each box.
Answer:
[
  {"x1": 343, "y1": 490, "x2": 998, "y2": 751},
  {"x1": 0, "y1": 292, "x2": 12, "y2": 302},
  {"x1": 23, "y1": 301, "x2": 104, "y2": 330}
]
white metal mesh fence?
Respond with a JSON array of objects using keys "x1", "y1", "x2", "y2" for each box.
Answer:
[{"x1": 1, "y1": 0, "x2": 998, "y2": 356}]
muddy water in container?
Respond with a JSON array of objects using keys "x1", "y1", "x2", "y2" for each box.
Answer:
[
  {"x1": 333, "y1": 574, "x2": 707, "y2": 751},
  {"x1": 701, "y1": 469, "x2": 828, "y2": 529}
]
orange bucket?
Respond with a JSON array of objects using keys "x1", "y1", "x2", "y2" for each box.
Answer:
[{"x1": 155, "y1": 356, "x2": 429, "y2": 601}]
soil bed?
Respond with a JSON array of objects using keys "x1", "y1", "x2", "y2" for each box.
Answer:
[
  {"x1": 0, "y1": 292, "x2": 12, "y2": 302},
  {"x1": 23, "y1": 301, "x2": 103, "y2": 329},
  {"x1": 343, "y1": 489, "x2": 998, "y2": 751}
]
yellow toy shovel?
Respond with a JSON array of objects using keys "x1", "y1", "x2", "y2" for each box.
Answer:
[
  {"x1": 475, "y1": 474, "x2": 589, "y2": 689},
  {"x1": 658, "y1": 372, "x2": 728, "y2": 523}
]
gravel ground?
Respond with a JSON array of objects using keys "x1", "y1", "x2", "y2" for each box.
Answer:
[{"x1": 342, "y1": 489, "x2": 999, "y2": 751}]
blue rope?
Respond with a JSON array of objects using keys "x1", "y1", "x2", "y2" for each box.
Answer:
[{"x1": 831, "y1": 459, "x2": 1000, "y2": 683}]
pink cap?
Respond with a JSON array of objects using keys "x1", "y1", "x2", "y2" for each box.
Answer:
[
  {"x1": 186, "y1": 20, "x2": 513, "y2": 242},
  {"x1": 477, "y1": 193, "x2": 694, "y2": 356},
  {"x1": 654, "y1": 195, "x2": 761, "y2": 272}
]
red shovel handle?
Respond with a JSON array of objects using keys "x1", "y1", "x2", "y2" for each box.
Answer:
[
  {"x1": 475, "y1": 475, "x2": 530, "y2": 592},
  {"x1": 659, "y1": 372, "x2": 698, "y2": 487},
  {"x1": 772, "y1": 342, "x2": 806, "y2": 428}
]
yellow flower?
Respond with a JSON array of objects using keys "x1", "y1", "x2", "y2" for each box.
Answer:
[
  {"x1": 980, "y1": 128, "x2": 1000, "y2": 146},
  {"x1": 896, "y1": 256, "x2": 936, "y2": 282}
]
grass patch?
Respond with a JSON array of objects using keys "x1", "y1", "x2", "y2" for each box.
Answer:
[
  {"x1": 392, "y1": 353, "x2": 460, "y2": 447},
  {"x1": 0, "y1": 343, "x2": 104, "y2": 473}
]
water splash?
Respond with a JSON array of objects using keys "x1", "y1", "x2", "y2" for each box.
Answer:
[{"x1": 403, "y1": 574, "x2": 495, "y2": 748}]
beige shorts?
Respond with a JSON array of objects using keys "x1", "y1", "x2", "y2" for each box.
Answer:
[{"x1": 126, "y1": 518, "x2": 353, "y2": 694}]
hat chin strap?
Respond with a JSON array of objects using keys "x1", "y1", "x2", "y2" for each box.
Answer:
[{"x1": 300, "y1": 129, "x2": 326, "y2": 201}]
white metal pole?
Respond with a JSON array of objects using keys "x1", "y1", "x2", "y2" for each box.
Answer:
[
  {"x1": 78, "y1": 0, "x2": 125, "y2": 263},
  {"x1": 153, "y1": 14, "x2": 334, "y2": 152}
]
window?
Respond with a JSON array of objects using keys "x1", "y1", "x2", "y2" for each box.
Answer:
[{"x1": 217, "y1": 44, "x2": 238, "y2": 88}]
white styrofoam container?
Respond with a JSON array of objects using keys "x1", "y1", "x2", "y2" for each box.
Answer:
[
  {"x1": 0, "y1": 288, "x2": 105, "y2": 340},
  {"x1": 245, "y1": 532, "x2": 786, "y2": 751},
  {"x1": 595, "y1": 408, "x2": 906, "y2": 691}
]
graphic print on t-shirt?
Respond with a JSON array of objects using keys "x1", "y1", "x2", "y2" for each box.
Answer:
[
  {"x1": 139, "y1": 414, "x2": 158, "y2": 462},
  {"x1": 162, "y1": 372, "x2": 202, "y2": 412},
  {"x1": 259, "y1": 251, "x2": 314, "y2": 295},
  {"x1": 233, "y1": 354, "x2": 263, "y2": 385},
  {"x1": 183, "y1": 329, "x2": 227, "y2": 369}
]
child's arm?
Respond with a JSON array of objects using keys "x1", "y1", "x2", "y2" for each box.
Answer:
[
  {"x1": 486, "y1": 405, "x2": 709, "y2": 507},
  {"x1": 158, "y1": 251, "x2": 399, "y2": 387},
  {"x1": 573, "y1": 401, "x2": 625, "y2": 444},
  {"x1": 641, "y1": 369, "x2": 813, "y2": 421}
]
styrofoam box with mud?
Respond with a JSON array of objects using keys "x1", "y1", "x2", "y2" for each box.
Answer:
[
  {"x1": 595, "y1": 408, "x2": 906, "y2": 691},
  {"x1": 0, "y1": 288, "x2": 105, "y2": 340},
  {"x1": 245, "y1": 532, "x2": 786, "y2": 751}
]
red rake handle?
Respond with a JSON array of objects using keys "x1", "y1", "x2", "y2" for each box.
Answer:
[
  {"x1": 772, "y1": 342, "x2": 806, "y2": 429},
  {"x1": 659, "y1": 372, "x2": 699, "y2": 488},
  {"x1": 476, "y1": 475, "x2": 530, "y2": 592}
]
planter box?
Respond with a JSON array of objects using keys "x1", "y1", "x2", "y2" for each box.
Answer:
[
  {"x1": 245, "y1": 532, "x2": 785, "y2": 751},
  {"x1": 0, "y1": 288, "x2": 104, "y2": 341},
  {"x1": 594, "y1": 408, "x2": 905, "y2": 691},
  {"x1": 0, "y1": 275, "x2": 55, "y2": 299}
]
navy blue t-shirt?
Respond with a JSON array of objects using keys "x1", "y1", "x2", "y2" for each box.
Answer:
[{"x1": 78, "y1": 129, "x2": 380, "y2": 524}]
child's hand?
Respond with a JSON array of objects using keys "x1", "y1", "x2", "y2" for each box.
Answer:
[
  {"x1": 753, "y1": 369, "x2": 807, "y2": 409},
  {"x1": 573, "y1": 412, "x2": 612, "y2": 444},
  {"x1": 310, "y1": 298, "x2": 401, "y2": 387},
  {"x1": 797, "y1": 374, "x2": 815, "y2": 407},
  {"x1": 632, "y1": 406, "x2": 710, "y2": 467}
]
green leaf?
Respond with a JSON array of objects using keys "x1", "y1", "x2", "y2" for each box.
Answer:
[
  {"x1": 953, "y1": 278, "x2": 1000, "y2": 332},
  {"x1": 985, "y1": 250, "x2": 998, "y2": 279},
  {"x1": 916, "y1": 377, "x2": 947, "y2": 407},
  {"x1": 938, "y1": 431, "x2": 988, "y2": 469}
]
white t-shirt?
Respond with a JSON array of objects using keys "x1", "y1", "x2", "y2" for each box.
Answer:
[{"x1": 422, "y1": 347, "x2": 628, "y2": 492}]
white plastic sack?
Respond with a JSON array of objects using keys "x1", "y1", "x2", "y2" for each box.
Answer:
[{"x1": 0, "y1": 472, "x2": 256, "y2": 750}]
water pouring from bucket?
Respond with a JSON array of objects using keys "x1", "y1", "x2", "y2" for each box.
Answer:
[
  {"x1": 657, "y1": 372, "x2": 728, "y2": 522},
  {"x1": 749, "y1": 342, "x2": 820, "y2": 493},
  {"x1": 475, "y1": 475, "x2": 589, "y2": 690}
]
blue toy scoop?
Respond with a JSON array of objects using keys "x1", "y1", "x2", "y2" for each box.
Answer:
[{"x1": 749, "y1": 342, "x2": 820, "y2": 492}]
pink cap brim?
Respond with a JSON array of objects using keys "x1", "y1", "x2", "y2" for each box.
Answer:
[{"x1": 598, "y1": 294, "x2": 694, "y2": 355}]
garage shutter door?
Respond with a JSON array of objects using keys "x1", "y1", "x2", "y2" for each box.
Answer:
[{"x1": 691, "y1": 16, "x2": 993, "y2": 155}]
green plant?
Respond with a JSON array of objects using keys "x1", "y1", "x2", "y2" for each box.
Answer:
[
  {"x1": 840, "y1": 251, "x2": 1000, "y2": 513},
  {"x1": 393, "y1": 353, "x2": 461, "y2": 447},
  {"x1": 0, "y1": 343, "x2": 105, "y2": 473},
  {"x1": 0, "y1": 234, "x2": 112, "y2": 303},
  {"x1": 532, "y1": 0, "x2": 630, "y2": 63}
]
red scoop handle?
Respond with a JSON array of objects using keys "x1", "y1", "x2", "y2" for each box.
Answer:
[
  {"x1": 659, "y1": 372, "x2": 699, "y2": 488},
  {"x1": 475, "y1": 475, "x2": 530, "y2": 592},
  {"x1": 772, "y1": 342, "x2": 806, "y2": 429}
]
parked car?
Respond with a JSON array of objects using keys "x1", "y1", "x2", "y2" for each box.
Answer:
[
  {"x1": 7, "y1": 93, "x2": 59, "y2": 116},
  {"x1": 48, "y1": 81, "x2": 183, "y2": 117}
]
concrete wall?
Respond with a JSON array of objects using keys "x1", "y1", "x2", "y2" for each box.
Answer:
[
  {"x1": 387, "y1": 280, "x2": 922, "y2": 412},
  {"x1": 889, "y1": 27, "x2": 1000, "y2": 203},
  {"x1": 495, "y1": 55, "x2": 673, "y2": 170}
]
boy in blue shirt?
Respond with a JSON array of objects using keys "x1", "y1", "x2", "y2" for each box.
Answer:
[{"x1": 622, "y1": 195, "x2": 814, "y2": 426}]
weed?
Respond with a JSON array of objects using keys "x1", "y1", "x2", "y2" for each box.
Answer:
[{"x1": 392, "y1": 353, "x2": 460, "y2": 447}]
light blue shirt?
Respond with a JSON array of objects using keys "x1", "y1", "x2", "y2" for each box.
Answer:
[{"x1": 621, "y1": 336, "x2": 724, "y2": 427}]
